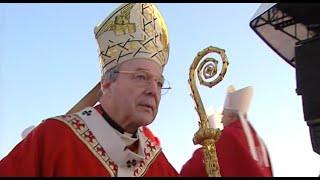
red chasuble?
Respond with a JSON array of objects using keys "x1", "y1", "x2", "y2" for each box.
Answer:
[{"x1": 0, "y1": 105, "x2": 179, "y2": 177}]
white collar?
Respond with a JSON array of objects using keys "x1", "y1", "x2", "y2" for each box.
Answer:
[{"x1": 75, "y1": 107, "x2": 146, "y2": 167}]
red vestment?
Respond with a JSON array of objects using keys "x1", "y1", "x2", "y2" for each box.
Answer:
[
  {"x1": 180, "y1": 120, "x2": 273, "y2": 177},
  {"x1": 0, "y1": 105, "x2": 179, "y2": 177},
  {"x1": 141, "y1": 126, "x2": 161, "y2": 146}
]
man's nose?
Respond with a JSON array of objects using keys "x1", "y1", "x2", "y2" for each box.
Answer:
[{"x1": 145, "y1": 79, "x2": 161, "y2": 96}]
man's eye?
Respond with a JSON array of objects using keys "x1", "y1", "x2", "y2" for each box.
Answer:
[
  {"x1": 136, "y1": 74, "x2": 147, "y2": 80},
  {"x1": 157, "y1": 82, "x2": 163, "y2": 88}
]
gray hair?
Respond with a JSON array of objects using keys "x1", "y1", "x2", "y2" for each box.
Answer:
[
  {"x1": 98, "y1": 64, "x2": 121, "y2": 100},
  {"x1": 224, "y1": 109, "x2": 248, "y2": 119},
  {"x1": 103, "y1": 64, "x2": 121, "y2": 82}
]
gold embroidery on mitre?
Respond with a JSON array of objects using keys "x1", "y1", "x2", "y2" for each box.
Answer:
[
  {"x1": 103, "y1": 3, "x2": 136, "y2": 36},
  {"x1": 94, "y1": 3, "x2": 170, "y2": 75}
]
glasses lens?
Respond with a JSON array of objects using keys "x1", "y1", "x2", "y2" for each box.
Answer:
[{"x1": 161, "y1": 79, "x2": 171, "y2": 95}]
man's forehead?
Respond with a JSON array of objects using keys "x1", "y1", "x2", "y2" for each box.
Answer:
[{"x1": 120, "y1": 59, "x2": 163, "y2": 74}]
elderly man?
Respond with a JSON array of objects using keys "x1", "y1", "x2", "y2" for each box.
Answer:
[
  {"x1": 0, "y1": 3, "x2": 178, "y2": 177},
  {"x1": 180, "y1": 85, "x2": 273, "y2": 177}
]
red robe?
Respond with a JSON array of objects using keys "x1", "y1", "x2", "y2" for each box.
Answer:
[
  {"x1": 180, "y1": 120, "x2": 273, "y2": 177},
  {"x1": 141, "y1": 126, "x2": 161, "y2": 146},
  {"x1": 0, "y1": 105, "x2": 179, "y2": 177}
]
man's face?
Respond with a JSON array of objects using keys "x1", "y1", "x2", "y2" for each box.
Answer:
[
  {"x1": 102, "y1": 59, "x2": 163, "y2": 131},
  {"x1": 221, "y1": 109, "x2": 235, "y2": 127}
]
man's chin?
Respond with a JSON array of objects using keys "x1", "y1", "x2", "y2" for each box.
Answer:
[{"x1": 139, "y1": 117, "x2": 155, "y2": 126}]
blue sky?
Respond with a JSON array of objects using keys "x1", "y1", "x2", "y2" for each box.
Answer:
[{"x1": 1, "y1": 3, "x2": 320, "y2": 177}]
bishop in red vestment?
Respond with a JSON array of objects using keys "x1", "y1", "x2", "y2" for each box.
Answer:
[
  {"x1": 180, "y1": 85, "x2": 273, "y2": 177},
  {"x1": 0, "y1": 3, "x2": 179, "y2": 177}
]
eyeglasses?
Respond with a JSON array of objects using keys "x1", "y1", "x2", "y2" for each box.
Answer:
[{"x1": 115, "y1": 70, "x2": 172, "y2": 95}]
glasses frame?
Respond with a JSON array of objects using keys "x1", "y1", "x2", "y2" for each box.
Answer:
[{"x1": 114, "y1": 70, "x2": 172, "y2": 95}]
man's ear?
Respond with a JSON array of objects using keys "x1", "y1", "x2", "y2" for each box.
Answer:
[{"x1": 101, "y1": 76, "x2": 112, "y2": 95}]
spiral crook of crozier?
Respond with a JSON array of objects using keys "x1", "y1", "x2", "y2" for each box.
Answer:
[{"x1": 197, "y1": 46, "x2": 229, "y2": 88}]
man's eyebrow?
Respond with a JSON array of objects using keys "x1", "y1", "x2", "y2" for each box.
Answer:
[{"x1": 135, "y1": 68, "x2": 164, "y2": 79}]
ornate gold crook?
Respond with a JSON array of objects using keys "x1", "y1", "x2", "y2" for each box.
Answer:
[{"x1": 188, "y1": 46, "x2": 229, "y2": 177}]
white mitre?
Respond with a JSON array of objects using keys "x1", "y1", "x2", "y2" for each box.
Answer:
[
  {"x1": 21, "y1": 125, "x2": 36, "y2": 139},
  {"x1": 205, "y1": 105, "x2": 224, "y2": 131},
  {"x1": 223, "y1": 85, "x2": 253, "y2": 115}
]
